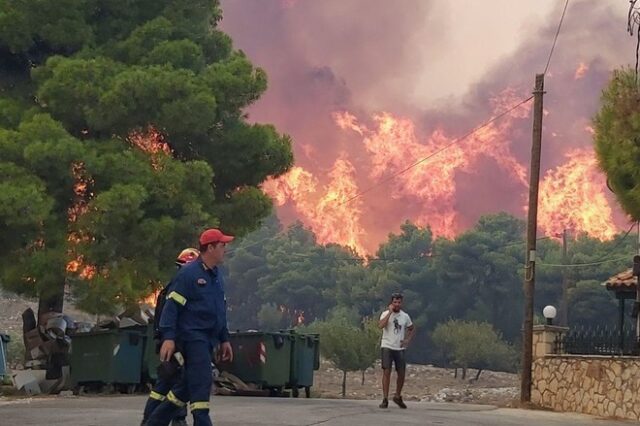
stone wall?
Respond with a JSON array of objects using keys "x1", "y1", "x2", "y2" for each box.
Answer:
[{"x1": 532, "y1": 355, "x2": 640, "y2": 421}]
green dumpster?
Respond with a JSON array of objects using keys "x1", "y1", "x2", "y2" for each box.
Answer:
[
  {"x1": 0, "y1": 333, "x2": 10, "y2": 378},
  {"x1": 70, "y1": 329, "x2": 143, "y2": 392},
  {"x1": 288, "y1": 332, "x2": 320, "y2": 397},
  {"x1": 218, "y1": 331, "x2": 293, "y2": 392},
  {"x1": 138, "y1": 324, "x2": 160, "y2": 383}
]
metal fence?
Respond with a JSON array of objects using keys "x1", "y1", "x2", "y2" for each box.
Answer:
[{"x1": 555, "y1": 326, "x2": 639, "y2": 356}]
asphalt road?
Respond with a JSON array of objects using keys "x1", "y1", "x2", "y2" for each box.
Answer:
[{"x1": 0, "y1": 395, "x2": 634, "y2": 426}]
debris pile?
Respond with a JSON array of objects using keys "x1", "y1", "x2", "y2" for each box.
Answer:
[
  {"x1": 7, "y1": 305, "x2": 156, "y2": 395},
  {"x1": 213, "y1": 371, "x2": 270, "y2": 397}
]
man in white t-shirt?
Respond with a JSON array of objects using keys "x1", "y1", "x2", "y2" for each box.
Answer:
[{"x1": 378, "y1": 292, "x2": 415, "y2": 409}]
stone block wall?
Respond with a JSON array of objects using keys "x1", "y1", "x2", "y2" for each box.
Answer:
[{"x1": 532, "y1": 355, "x2": 640, "y2": 421}]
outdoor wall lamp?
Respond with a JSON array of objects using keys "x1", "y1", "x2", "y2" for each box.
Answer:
[{"x1": 543, "y1": 305, "x2": 557, "y2": 325}]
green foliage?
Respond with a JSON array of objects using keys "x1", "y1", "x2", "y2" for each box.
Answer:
[
  {"x1": 0, "y1": 0, "x2": 293, "y2": 315},
  {"x1": 225, "y1": 212, "x2": 634, "y2": 364},
  {"x1": 326, "y1": 306, "x2": 361, "y2": 327},
  {"x1": 568, "y1": 280, "x2": 619, "y2": 328},
  {"x1": 256, "y1": 222, "x2": 354, "y2": 322},
  {"x1": 5, "y1": 331, "x2": 24, "y2": 368},
  {"x1": 309, "y1": 316, "x2": 381, "y2": 397},
  {"x1": 432, "y1": 320, "x2": 517, "y2": 374},
  {"x1": 225, "y1": 216, "x2": 280, "y2": 331},
  {"x1": 431, "y1": 213, "x2": 526, "y2": 342},
  {"x1": 594, "y1": 68, "x2": 640, "y2": 220},
  {"x1": 257, "y1": 303, "x2": 285, "y2": 332}
]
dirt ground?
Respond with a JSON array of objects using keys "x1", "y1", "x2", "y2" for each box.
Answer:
[
  {"x1": 313, "y1": 360, "x2": 519, "y2": 406},
  {"x1": 0, "y1": 291, "x2": 519, "y2": 406}
]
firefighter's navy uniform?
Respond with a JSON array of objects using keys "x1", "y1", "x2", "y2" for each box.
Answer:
[{"x1": 146, "y1": 257, "x2": 229, "y2": 426}]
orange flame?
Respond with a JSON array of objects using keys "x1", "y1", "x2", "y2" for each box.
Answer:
[
  {"x1": 128, "y1": 126, "x2": 172, "y2": 156},
  {"x1": 128, "y1": 126, "x2": 172, "y2": 170},
  {"x1": 140, "y1": 288, "x2": 162, "y2": 307},
  {"x1": 264, "y1": 156, "x2": 366, "y2": 255},
  {"x1": 333, "y1": 88, "x2": 529, "y2": 239},
  {"x1": 66, "y1": 162, "x2": 97, "y2": 280},
  {"x1": 265, "y1": 88, "x2": 620, "y2": 251},
  {"x1": 538, "y1": 149, "x2": 616, "y2": 240},
  {"x1": 574, "y1": 62, "x2": 589, "y2": 80},
  {"x1": 67, "y1": 162, "x2": 93, "y2": 222},
  {"x1": 264, "y1": 166, "x2": 318, "y2": 207}
]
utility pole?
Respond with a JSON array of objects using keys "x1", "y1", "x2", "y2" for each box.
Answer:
[{"x1": 521, "y1": 73, "x2": 545, "y2": 403}]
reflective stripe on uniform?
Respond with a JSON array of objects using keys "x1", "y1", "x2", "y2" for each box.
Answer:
[
  {"x1": 166, "y1": 391, "x2": 186, "y2": 407},
  {"x1": 149, "y1": 390, "x2": 166, "y2": 401},
  {"x1": 167, "y1": 291, "x2": 187, "y2": 306},
  {"x1": 190, "y1": 401, "x2": 210, "y2": 411}
]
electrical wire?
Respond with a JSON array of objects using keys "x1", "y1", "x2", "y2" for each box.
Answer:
[
  {"x1": 231, "y1": 236, "x2": 552, "y2": 263},
  {"x1": 536, "y1": 223, "x2": 637, "y2": 268},
  {"x1": 544, "y1": 0, "x2": 570, "y2": 74},
  {"x1": 537, "y1": 255, "x2": 630, "y2": 268},
  {"x1": 337, "y1": 96, "x2": 534, "y2": 206}
]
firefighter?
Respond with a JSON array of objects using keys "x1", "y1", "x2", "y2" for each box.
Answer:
[
  {"x1": 140, "y1": 248, "x2": 200, "y2": 426},
  {"x1": 146, "y1": 229, "x2": 234, "y2": 426}
]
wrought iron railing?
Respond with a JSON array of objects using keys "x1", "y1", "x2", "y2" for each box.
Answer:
[{"x1": 555, "y1": 326, "x2": 639, "y2": 356}]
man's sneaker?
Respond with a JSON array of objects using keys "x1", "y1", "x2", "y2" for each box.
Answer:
[
  {"x1": 379, "y1": 398, "x2": 389, "y2": 408},
  {"x1": 393, "y1": 395, "x2": 407, "y2": 409},
  {"x1": 171, "y1": 419, "x2": 188, "y2": 426}
]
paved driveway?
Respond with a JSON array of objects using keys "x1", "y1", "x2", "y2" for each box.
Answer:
[{"x1": 0, "y1": 395, "x2": 634, "y2": 425}]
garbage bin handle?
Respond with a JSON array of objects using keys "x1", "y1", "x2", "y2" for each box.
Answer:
[{"x1": 273, "y1": 334, "x2": 285, "y2": 349}]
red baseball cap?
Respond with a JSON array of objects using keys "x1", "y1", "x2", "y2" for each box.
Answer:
[{"x1": 199, "y1": 228, "x2": 234, "y2": 246}]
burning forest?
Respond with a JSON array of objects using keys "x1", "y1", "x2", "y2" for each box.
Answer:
[{"x1": 221, "y1": 0, "x2": 632, "y2": 254}]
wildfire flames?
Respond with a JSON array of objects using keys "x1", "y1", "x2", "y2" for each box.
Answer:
[
  {"x1": 574, "y1": 62, "x2": 589, "y2": 80},
  {"x1": 264, "y1": 157, "x2": 366, "y2": 255},
  {"x1": 128, "y1": 126, "x2": 172, "y2": 156},
  {"x1": 538, "y1": 149, "x2": 616, "y2": 240},
  {"x1": 264, "y1": 89, "x2": 621, "y2": 253},
  {"x1": 66, "y1": 162, "x2": 96, "y2": 280},
  {"x1": 265, "y1": 89, "x2": 536, "y2": 252},
  {"x1": 128, "y1": 126, "x2": 172, "y2": 170},
  {"x1": 140, "y1": 288, "x2": 162, "y2": 307},
  {"x1": 65, "y1": 127, "x2": 171, "y2": 282}
]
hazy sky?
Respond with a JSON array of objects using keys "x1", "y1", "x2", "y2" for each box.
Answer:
[{"x1": 413, "y1": 1, "x2": 558, "y2": 104}]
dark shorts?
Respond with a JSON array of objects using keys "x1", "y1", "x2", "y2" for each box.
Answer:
[{"x1": 381, "y1": 348, "x2": 406, "y2": 372}]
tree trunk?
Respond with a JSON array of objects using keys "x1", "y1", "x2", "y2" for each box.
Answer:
[
  {"x1": 475, "y1": 369, "x2": 483, "y2": 381},
  {"x1": 361, "y1": 370, "x2": 365, "y2": 386},
  {"x1": 454, "y1": 368, "x2": 458, "y2": 379},
  {"x1": 341, "y1": 370, "x2": 347, "y2": 398},
  {"x1": 461, "y1": 367, "x2": 467, "y2": 380},
  {"x1": 37, "y1": 286, "x2": 65, "y2": 326}
]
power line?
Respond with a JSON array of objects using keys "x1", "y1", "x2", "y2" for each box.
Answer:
[
  {"x1": 337, "y1": 95, "x2": 534, "y2": 206},
  {"x1": 538, "y1": 255, "x2": 629, "y2": 268},
  {"x1": 543, "y1": 0, "x2": 570, "y2": 74},
  {"x1": 535, "y1": 223, "x2": 637, "y2": 268},
  {"x1": 231, "y1": 236, "x2": 553, "y2": 263},
  {"x1": 627, "y1": 0, "x2": 640, "y2": 81},
  {"x1": 230, "y1": 227, "x2": 638, "y2": 266},
  {"x1": 594, "y1": 222, "x2": 637, "y2": 260}
]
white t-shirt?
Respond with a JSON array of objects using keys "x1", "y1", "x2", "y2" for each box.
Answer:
[{"x1": 379, "y1": 309, "x2": 413, "y2": 350}]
